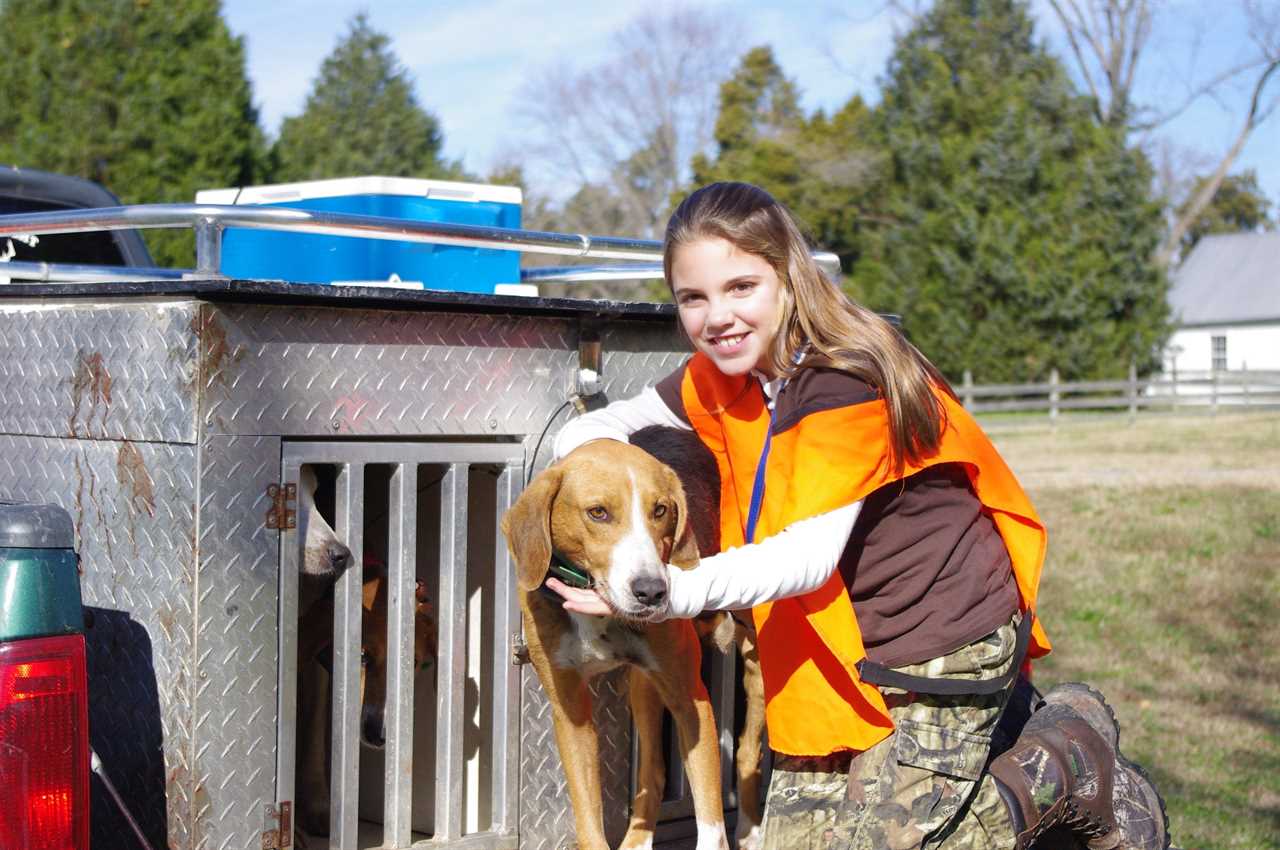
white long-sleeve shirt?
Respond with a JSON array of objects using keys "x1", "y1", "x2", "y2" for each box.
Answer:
[{"x1": 553, "y1": 376, "x2": 862, "y2": 619}]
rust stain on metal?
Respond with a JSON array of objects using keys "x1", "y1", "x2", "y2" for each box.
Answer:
[
  {"x1": 71, "y1": 445, "x2": 111, "y2": 563},
  {"x1": 156, "y1": 605, "x2": 175, "y2": 640},
  {"x1": 116, "y1": 441, "x2": 157, "y2": 519},
  {"x1": 193, "y1": 780, "x2": 211, "y2": 844},
  {"x1": 72, "y1": 454, "x2": 86, "y2": 551},
  {"x1": 68, "y1": 350, "x2": 114, "y2": 436},
  {"x1": 84, "y1": 446, "x2": 112, "y2": 563},
  {"x1": 190, "y1": 308, "x2": 242, "y2": 390},
  {"x1": 166, "y1": 757, "x2": 196, "y2": 850},
  {"x1": 116, "y1": 441, "x2": 156, "y2": 557}
]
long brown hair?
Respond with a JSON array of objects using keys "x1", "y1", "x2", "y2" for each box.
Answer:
[{"x1": 663, "y1": 181, "x2": 955, "y2": 473}]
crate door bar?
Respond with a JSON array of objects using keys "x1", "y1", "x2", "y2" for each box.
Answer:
[
  {"x1": 276, "y1": 458, "x2": 303, "y2": 808},
  {"x1": 384, "y1": 462, "x2": 419, "y2": 846},
  {"x1": 490, "y1": 464, "x2": 523, "y2": 834},
  {"x1": 331, "y1": 463, "x2": 365, "y2": 848},
  {"x1": 435, "y1": 463, "x2": 469, "y2": 841},
  {"x1": 656, "y1": 743, "x2": 693, "y2": 821},
  {"x1": 654, "y1": 645, "x2": 737, "y2": 823},
  {"x1": 712, "y1": 648, "x2": 738, "y2": 808}
]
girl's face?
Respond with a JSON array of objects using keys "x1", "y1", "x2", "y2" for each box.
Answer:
[{"x1": 670, "y1": 237, "x2": 785, "y2": 379}]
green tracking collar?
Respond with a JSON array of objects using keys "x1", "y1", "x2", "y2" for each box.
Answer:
[{"x1": 547, "y1": 550, "x2": 593, "y2": 590}]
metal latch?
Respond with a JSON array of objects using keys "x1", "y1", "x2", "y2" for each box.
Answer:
[
  {"x1": 262, "y1": 801, "x2": 292, "y2": 849},
  {"x1": 265, "y1": 482, "x2": 297, "y2": 530},
  {"x1": 572, "y1": 323, "x2": 606, "y2": 412},
  {"x1": 512, "y1": 633, "x2": 530, "y2": 666}
]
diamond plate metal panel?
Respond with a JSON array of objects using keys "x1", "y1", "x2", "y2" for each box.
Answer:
[
  {"x1": 0, "y1": 301, "x2": 200, "y2": 443},
  {"x1": 519, "y1": 665, "x2": 633, "y2": 850},
  {"x1": 0, "y1": 296, "x2": 694, "y2": 850},
  {"x1": 599, "y1": 348, "x2": 691, "y2": 403},
  {"x1": 201, "y1": 304, "x2": 586, "y2": 437},
  {"x1": 0, "y1": 434, "x2": 197, "y2": 850},
  {"x1": 595, "y1": 671, "x2": 638, "y2": 844},
  {"x1": 193, "y1": 436, "x2": 283, "y2": 850}
]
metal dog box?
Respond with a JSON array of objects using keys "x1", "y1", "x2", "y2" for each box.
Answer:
[{"x1": 0, "y1": 277, "x2": 763, "y2": 850}]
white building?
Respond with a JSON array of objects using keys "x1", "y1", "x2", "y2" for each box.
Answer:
[{"x1": 1164, "y1": 231, "x2": 1280, "y2": 374}]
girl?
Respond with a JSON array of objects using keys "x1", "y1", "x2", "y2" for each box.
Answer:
[{"x1": 548, "y1": 182, "x2": 1168, "y2": 850}]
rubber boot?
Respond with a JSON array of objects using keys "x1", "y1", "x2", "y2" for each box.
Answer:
[
  {"x1": 1039, "y1": 683, "x2": 1171, "y2": 850},
  {"x1": 989, "y1": 702, "x2": 1120, "y2": 850}
]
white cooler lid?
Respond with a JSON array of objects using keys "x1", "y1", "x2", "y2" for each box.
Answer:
[{"x1": 197, "y1": 175, "x2": 521, "y2": 206}]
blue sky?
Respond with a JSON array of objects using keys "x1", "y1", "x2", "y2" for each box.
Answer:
[{"x1": 221, "y1": 0, "x2": 1279, "y2": 208}]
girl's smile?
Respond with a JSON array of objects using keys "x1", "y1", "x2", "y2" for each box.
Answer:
[{"x1": 670, "y1": 237, "x2": 784, "y2": 378}]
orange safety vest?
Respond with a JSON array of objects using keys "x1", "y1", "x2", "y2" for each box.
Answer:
[{"x1": 678, "y1": 353, "x2": 1051, "y2": 756}]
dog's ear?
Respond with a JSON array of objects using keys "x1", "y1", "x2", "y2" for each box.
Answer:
[
  {"x1": 413, "y1": 579, "x2": 438, "y2": 664},
  {"x1": 501, "y1": 466, "x2": 564, "y2": 592},
  {"x1": 664, "y1": 468, "x2": 702, "y2": 569}
]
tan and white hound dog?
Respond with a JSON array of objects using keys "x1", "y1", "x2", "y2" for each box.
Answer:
[
  {"x1": 503, "y1": 429, "x2": 762, "y2": 850},
  {"x1": 292, "y1": 466, "x2": 437, "y2": 839}
]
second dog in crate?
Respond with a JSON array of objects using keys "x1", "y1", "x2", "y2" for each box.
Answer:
[
  {"x1": 293, "y1": 467, "x2": 438, "y2": 839},
  {"x1": 502, "y1": 426, "x2": 763, "y2": 850}
]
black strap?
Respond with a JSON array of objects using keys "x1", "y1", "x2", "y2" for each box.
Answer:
[
  {"x1": 538, "y1": 549, "x2": 594, "y2": 603},
  {"x1": 547, "y1": 549, "x2": 592, "y2": 588},
  {"x1": 855, "y1": 611, "x2": 1034, "y2": 697}
]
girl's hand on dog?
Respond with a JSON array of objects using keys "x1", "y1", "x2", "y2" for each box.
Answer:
[{"x1": 546, "y1": 577, "x2": 612, "y2": 617}]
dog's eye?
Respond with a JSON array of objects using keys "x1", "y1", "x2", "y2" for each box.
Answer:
[
  {"x1": 653, "y1": 503, "x2": 667, "y2": 519},
  {"x1": 586, "y1": 506, "x2": 609, "y2": 522},
  {"x1": 360, "y1": 650, "x2": 371, "y2": 667}
]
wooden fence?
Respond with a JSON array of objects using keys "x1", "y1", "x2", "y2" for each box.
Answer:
[{"x1": 960, "y1": 366, "x2": 1280, "y2": 422}]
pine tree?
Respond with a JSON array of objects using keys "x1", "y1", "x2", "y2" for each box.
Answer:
[
  {"x1": 691, "y1": 47, "x2": 886, "y2": 274},
  {"x1": 0, "y1": 0, "x2": 264, "y2": 268},
  {"x1": 1176, "y1": 169, "x2": 1275, "y2": 255},
  {"x1": 854, "y1": 0, "x2": 1170, "y2": 382},
  {"x1": 271, "y1": 14, "x2": 460, "y2": 183}
]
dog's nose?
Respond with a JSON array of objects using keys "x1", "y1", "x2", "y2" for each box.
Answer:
[
  {"x1": 630, "y1": 575, "x2": 668, "y2": 607},
  {"x1": 361, "y1": 705, "x2": 386, "y2": 749},
  {"x1": 326, "y1": 541, "x2": 352, "y2": 574}
]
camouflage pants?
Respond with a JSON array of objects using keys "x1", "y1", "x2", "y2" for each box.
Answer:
[{"x1": 761, "y1": 618, "x2": 1021, "y2": 850}]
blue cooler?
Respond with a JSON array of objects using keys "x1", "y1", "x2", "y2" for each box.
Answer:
[{"x1": 196, "y1": 177, "x2": 523, "y2": 293}]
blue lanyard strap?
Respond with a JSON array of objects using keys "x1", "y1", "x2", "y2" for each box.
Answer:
[
  {"x1": 744, "y1": 381, "x2": 782, "y2": 545},
  {"x1": 743, "y1": 350, "x2": 804, "y2": 545},
  {"x1": 743, "y1": 411, "x2": 773, "y2": 544}
]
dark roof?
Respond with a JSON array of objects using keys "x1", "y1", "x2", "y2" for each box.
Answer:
[
  {"x1": 1, "y1": 165, "x2": 154, "y2": 266},
  {"x1": 1170, "y1": 231, "x2": 1280, "y2": 326}
]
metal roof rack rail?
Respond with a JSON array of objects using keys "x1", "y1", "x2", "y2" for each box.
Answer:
[{"x1": 0, "y1": 203, "x2": 842, "y2": 285}]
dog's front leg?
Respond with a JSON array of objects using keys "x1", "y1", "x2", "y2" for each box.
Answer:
[
  {"x1": 651, "y1": 624, "x2": 730, "y2": 850},
  {"x1": 733, "y1": 624, "x2": 766, "y2": 850},
  {"x1": 295, "y1": 658, "x2": 332, "y2": 837},
  {"x1": 621, "y1": 667, "x2": 667, "y2": 850},
  {"x1": 533, "y1": 655, "x2": 611, "y2": 850}
]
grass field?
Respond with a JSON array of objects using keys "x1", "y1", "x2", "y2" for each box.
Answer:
[{"x1": 986, "y1": 413, "x2": 1280, "y2": 850}]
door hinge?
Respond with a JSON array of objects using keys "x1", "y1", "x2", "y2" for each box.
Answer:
[
  {"x1": 265, "y1": 482, "x2": 297, "y2": 531},
  {"x1": 262, "y1": 801, "x2": 292, "y2": 848},
  {"x1": 512, "y1": 633, "x2": 530, "y2": 666}
]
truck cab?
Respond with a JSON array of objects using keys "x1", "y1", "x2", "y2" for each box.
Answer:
[{"x1": 0, "y1": 166, "x2": 153, "y2": 271}]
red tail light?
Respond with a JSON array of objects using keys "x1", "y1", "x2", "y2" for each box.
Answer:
[{"x1": 0, "y1": 634, "x2": 90, "y2": 850}]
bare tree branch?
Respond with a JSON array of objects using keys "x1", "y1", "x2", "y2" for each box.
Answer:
[
  {"x1": 818, "y1": 2, "x2": 914, "y2": 82},
  {"x1": 882, "y1": 0, "x2": 930, "y2": 27},
  {"x1": 1046, "y1": 0, "x2": 1280, "y2": 266},
  {"x1": 513, "y1": 7, "x2": 743, "y2": 239},
  {"x1": 1048, "y1": 0, "x2": 1107, "y2": 122},
  {"x1": 1129, "y1": 56, "x2": 1270, "y2": 131},
  {"x1": 1119, "y1": 1, "x2": 1152, "y2": 103},
  {"x1": 1157, "y1": 56, "x2": 1280, "y2": 265}
]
